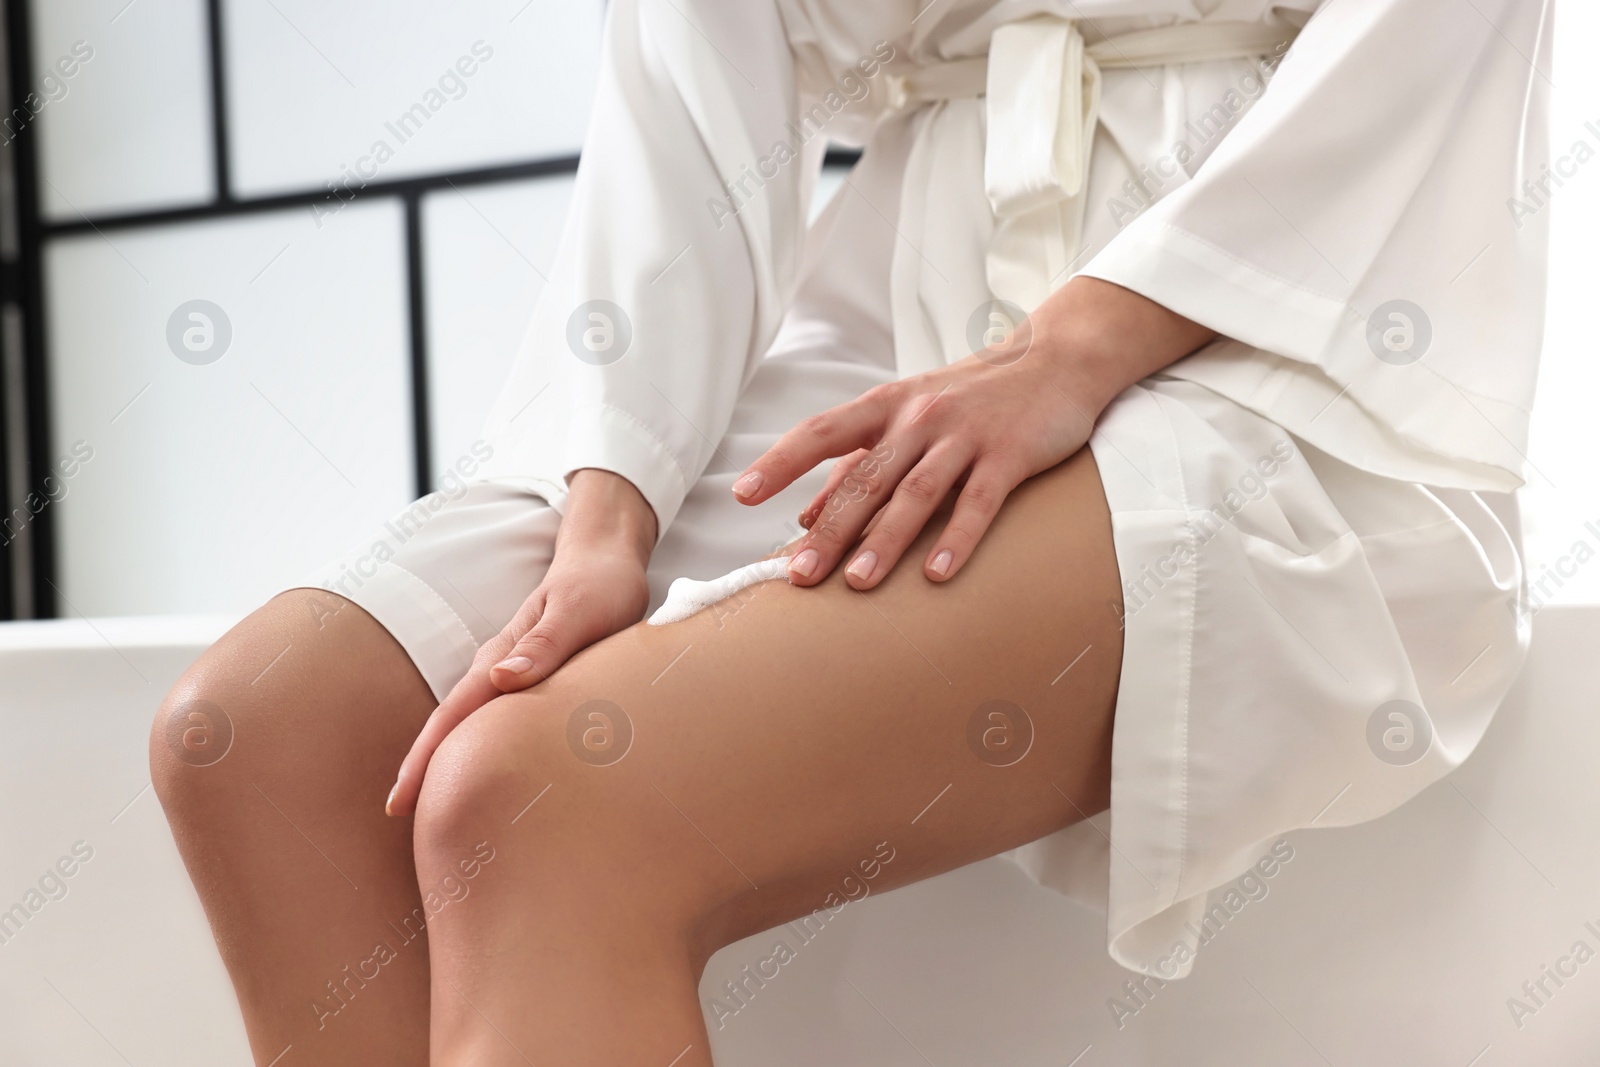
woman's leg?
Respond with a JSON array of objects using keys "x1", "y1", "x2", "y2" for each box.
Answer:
[
  {"x1": 150, "y1": 589, "x2": 436, "y2": 1065},
  {"x1": 414, "y1": 448, "x2": 1123, "y2": 1065}
]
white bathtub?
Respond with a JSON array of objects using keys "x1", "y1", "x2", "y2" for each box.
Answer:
[{"x1": 1, "y1": 608, "x2": 1596, "y2": 1065}]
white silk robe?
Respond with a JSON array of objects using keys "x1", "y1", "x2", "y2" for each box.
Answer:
[{"x1": 469, "y1": 0, "x2": 1553, "y2": 977}]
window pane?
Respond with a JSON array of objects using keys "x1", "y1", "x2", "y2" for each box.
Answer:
[
  {"x1": 33, "y1": 0, "x2": 215, "y2": 219},
  {"x1": 423, "y1": 173, "x2": 573, "y2": 470},
  {"x1": 44, "y1": 201, "x2": 414, "y2": 616},
  {"x1": 223, "y1": 0, "x2": 602, "y2": 197}
]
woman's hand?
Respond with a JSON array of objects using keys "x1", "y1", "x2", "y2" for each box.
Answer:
[
  {"x1": 386, "y1": 469, "x2": 656, "y2": 816},
  {"x1": 732, "y1": 277, "x2": 1216, "y2": 589}
]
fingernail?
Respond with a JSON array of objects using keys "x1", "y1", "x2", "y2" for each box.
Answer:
[
  {"x1": 847, "y1": 550, "x2": 877, "y2": 581},
  {"x1": 385, "y1": 781, "x2": 400, "y2": 815},
  {"x1": 930, "y1": 549, "x2": 953, "y2": 576},
  {"x1": 790, "y1": 548, "x2": 819, "y2": 579},
  {"x1": 732, "y1": 470, "x2": 764, "y2": 498},
  {"x1": 494, "y1": 656, "x2": 534, "y2": 675}
]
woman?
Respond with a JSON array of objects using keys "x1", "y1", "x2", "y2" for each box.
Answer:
[{"x1": 151, "y1": 0, "x2": 1551, "y2": 1062}]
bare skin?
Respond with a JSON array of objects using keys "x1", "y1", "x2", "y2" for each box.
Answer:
[
  {"x1": 154, "y1": 451, "x2": 1120, "y2": 1065},
  {"x1": 152, "y1": 588, "x2": 436, "y2": 1064},
  {"x1": 413, "y1": 450, "x2": 1122, "y2": 1064},
  {"x1": 387, "y1": 277, "x2": 1216, "y2": 817},
  {"x1": 151, "y1": 277, "x2": 1215, "y2": 1063}
]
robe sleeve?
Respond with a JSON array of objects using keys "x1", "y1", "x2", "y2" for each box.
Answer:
[
  {"x1": 473, "y1": 0, "x2": 808, "y2": 538},
  {"x1": 1077, "y1": 0, "x2": 1554, "y2": 491}
]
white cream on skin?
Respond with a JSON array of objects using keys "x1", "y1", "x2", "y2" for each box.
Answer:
[{"x1": 647, "y1": 556, "x2": 792, "y2": 625}]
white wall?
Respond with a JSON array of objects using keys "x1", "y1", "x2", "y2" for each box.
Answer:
[{"x1": 1522, "y1": 0, "x2": 1600, "y2": 605}]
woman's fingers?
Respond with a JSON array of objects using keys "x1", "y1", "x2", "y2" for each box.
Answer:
[
  {"x1": 734, "y1": 389, "x2": 892, "y2": 504},
  {"x1": 486, "y1": 593, "x2": 602, "y2": 691},
  {"x1": 924, "y1": 456, "x2": 1022, "y2": 582},
  {"x1": 385, "y1": 598, "x2": 548, "y2": 817},
  {"x1": 799, "y1": 449, "x2": 869, "y2": 528},
  {"x1": 385, "y1": 669, "x2": 499, "y2": 816},
  {"x1": 385, "y1": 557, "x2": 651, "y2": 816},
  {"x1": 839, "y1": 444, "x2": 971, "y2": 589},
  {"x1": 786, "y1": 437, "x2": 918, "y2": 585}
]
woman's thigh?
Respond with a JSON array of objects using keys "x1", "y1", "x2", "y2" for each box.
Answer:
[{"x1": 417, "y1": 446, "x2": 1123, "y2": 957}]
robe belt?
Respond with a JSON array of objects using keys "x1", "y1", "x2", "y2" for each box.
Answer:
[{"x1": 885, "y1": 18, "x2": 1300, "y2": 312}]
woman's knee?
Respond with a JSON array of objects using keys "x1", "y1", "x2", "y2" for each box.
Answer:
[
  {"x1": 151, "y1": 598, "x2": 282, "y2": 799},
  {"x1": 411, "y1": 694, "x2": 565, "y2": 862},
  {"x1": 412, "y1": 692, "x2": 734, "y2": 937},
  {"x1": 151, "y1": 590, "x2": 426, "y2": 825},
  {"x1": 148, "y1": 647, "x2": 259, "y2": 835}
]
